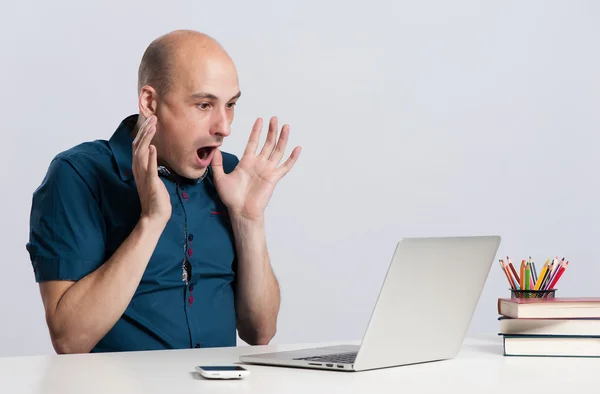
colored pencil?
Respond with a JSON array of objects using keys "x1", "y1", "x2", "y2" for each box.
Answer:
[
  {"x1": 530, "y1": 274, "x2": 534, "y2": 290},
  {"x1": 541, "y1": 260, "x2": 555, "y2": 290},
  {"x1": 527, "y1": 258, "x2": 534, "y2": 289},
  {"x1": 546, "y1": 259, "x2": 567, "y2": 290},
  {"x1": 520, "y1": 260, "x2": 526, "y2": 290},
  {"x1": 544, "y1": 258, "x2": 562, "y2": 290},
  {"x1": 501, "y1": 256, "x2": 570, "y2": 295},
  {"x1": 506, "y1": 259, "x2": 520, "y2": 290},
  {"x1": 507, "y1": 257, "x2": 520, "y2": 287},
  {"x1": 548, "y1": 261, "x2": 568, "y2": 289},
  {"x1": 534, "y1": 260, "x2": 549, "y2": 290},
  {"x1": 500, "y1": 260, "x2": 516, "y2": 290},
  {"x1": 548, "y1": 257, "x2": 559, "y2": 281}
]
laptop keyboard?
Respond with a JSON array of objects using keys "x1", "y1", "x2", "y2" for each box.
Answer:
[{"x1": 293, "y1": 351, "x2": 357, "y2": 364}]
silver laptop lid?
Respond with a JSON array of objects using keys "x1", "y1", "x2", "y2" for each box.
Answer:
[{"x1": 353, "y1": 236, "x2": 500, "y2": 371}]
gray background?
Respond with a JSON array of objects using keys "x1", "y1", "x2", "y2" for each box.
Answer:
[{"x1": 1, "y1": 0, "x2": 599, "y2": 357}]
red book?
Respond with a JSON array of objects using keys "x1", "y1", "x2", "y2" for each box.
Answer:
[{"x1": 498, "y1": 297, "x2": 600, "y2": 319}]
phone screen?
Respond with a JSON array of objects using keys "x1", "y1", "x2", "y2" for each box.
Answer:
[{"x1": 198, "y1": 366, "x2": 246, "y2": 371}]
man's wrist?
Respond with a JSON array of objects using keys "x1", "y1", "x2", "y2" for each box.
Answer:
[
  {"x1": 136, "y1": 215, "x2": 168, "y2": 238},
  {"x1": 230, "y1": 212, "x2": 265, "y2": 230}
]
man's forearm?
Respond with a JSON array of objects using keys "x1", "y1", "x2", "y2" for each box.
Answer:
[
  {"x1": 44, "y1": 217, "x2": 165, "y2": 354},
  {"x1": 231, "y1": 215, "x2": 280, "y2": 345}
]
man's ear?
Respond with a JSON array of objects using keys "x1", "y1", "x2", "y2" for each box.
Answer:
[{"x1": 138, "y1": 85, "x2": 158, "y2": 118}]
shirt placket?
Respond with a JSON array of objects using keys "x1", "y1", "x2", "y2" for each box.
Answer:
[
  {"x1": 175, "y1": 181, "x2": 200, "y2": 348},
  {"x1": 158, "y1": 165, "x2": 201, "y2": 349}
]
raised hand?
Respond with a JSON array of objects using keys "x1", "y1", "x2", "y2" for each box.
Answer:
[
  {"x1": 132, "y1": 115, "x2": 172, "y2": 226},
  {"x1": 211, "y1": 117, "x2": 301, "y2": 221}
]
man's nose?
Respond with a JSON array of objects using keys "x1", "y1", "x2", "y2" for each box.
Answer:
[{"x1": 210, "y1": 108, "x2": 231, "y2": 137}]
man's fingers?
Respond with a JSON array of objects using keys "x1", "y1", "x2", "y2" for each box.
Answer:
[
  {"x1": 258, "y1": 117, "x2": 278, "y2": 159},
  {"x1": 134, "y1": 124, "x2": 156, "y2": 176},
  {"x1": 148, "y1": 144, "x2": 158, "y2": 177},
  {"x1": 133, "y1": 115, "x2": 155, "y2": 149},
  {"x1": 138, "y1": 123, "x2": 156, "y2": 154},
  {"x1": 275, "y1": 146, "x2": 302, "y2": 179},
  {"x1": 210, "y1": 149, "x2": 225, "y2": 180},
  {"x1": 243, "y1": 118, "x2": 263, "y2": 158},
  {"x1": 268, "y1": 124, "x2": 290, "y2": 165}
]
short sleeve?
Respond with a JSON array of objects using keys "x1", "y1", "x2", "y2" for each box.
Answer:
[
  {"x1": 26, "y1": 157, "x2": 107, "y2": 282},
  {"x1": 222, "y1": 152, "x2": 240, "y2": 174}
]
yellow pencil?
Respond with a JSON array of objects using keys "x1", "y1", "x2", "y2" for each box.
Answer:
[
  {"x1": 542, "y1": 260, "x2": 555, "y2": 290},
  {"x1": 534, "y1": 260, "x2": 549, "y2": 290}
]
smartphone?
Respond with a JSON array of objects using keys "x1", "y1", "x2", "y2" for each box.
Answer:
[{"x1": 195, "y1": 365, "x2": 250, "y2": 379}]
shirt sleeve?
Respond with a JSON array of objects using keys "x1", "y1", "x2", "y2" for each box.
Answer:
[
  {"x1": 26, "y1": 157, "x2": 107, "y2": 282},
  {"x1": 223, "y1": 152, "x2": 240, "y2": 174}
]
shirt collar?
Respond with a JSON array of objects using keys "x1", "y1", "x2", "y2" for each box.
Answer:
[
  {"x1": 108, "y1": 114, "x2": 210, "y2": 184},
  {"x1": 157, "y1": 165, "x2": 209, "y2": 185}
]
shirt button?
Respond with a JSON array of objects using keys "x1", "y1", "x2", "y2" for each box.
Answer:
[
  {"x1": 188, "y1": 234, "x2": 194, "y2": 242},
  {"x1": 188, "y1": 296, "x2": 194, "y2": 305},
  {"x1": 187, "y1": 248, "x2": 193, "y2": 257},
  {"x1": 182, "y1": 191, "x2": 188, "y2": 200},
  {"x1": 189, "y1": 284, "x2": 194, "y2": 291}
]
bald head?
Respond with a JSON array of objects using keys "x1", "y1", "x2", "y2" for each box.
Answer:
[
  {"x1": 134, "y1": 30, "x2": 240, "y2": 180},
  {"x1": 137, "y1": 30, "x2": 233, "y2": 96}
]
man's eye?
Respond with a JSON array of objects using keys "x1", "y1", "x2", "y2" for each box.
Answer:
[
  {"x1": 227, "y1": 102, "x2": 237, "y2": 109},
  {"x1": 197, "y1": 103, "x2": 210, "y2": 110}
]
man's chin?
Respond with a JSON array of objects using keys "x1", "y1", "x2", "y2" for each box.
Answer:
[{"x1": 183, "y1": 166, "x2": 209, "y2": 180}]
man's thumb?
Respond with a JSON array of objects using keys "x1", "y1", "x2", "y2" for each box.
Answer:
[{"x1": 211, "y1": 149, "x2": 225, "y2": 178}]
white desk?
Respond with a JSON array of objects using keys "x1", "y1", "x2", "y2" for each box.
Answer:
[{"x1": 1, "y1": 336, "x2": 599, "y2": 394}]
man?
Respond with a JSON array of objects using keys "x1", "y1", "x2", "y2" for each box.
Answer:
[{"x1": 25, "y1": 30, "x2": 301, "y2": 354}]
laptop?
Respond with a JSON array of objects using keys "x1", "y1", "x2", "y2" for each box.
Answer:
[{"x1": 239, "y1": 235, "x2": 501, "y2": 372}]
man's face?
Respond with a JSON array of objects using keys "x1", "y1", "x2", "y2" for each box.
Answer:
[{"x1": 152, "y1": 52, "x2": 240, "y2": 179}]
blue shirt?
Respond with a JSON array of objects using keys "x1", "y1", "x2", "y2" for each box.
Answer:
[{"x1": 26, "y1": 115, "x2": 240, "y2": 352}]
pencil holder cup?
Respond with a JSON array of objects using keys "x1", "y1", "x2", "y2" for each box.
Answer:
[{"x1": 510, "y1": 289, "x2": 556, "y2": 299}]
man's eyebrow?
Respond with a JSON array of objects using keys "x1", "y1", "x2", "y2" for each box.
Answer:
[
  {"x1": 190, "y1": 91, "x2": 242, "y2": 101},
  {"x1": 191, "y1": 92, "x2": 219, "y2": 100}
]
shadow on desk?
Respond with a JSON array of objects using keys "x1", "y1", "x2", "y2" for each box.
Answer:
[
  {"x1": 472, "y1": 344, "x2": 503, "y2": 356},
  {"x1": 461, "y1": 337, "x2": 504, "y2": 357}
]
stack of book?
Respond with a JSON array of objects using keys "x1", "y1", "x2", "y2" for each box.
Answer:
[{"x1": 498, "y1": 297, "x2": 600, "y2": 357}]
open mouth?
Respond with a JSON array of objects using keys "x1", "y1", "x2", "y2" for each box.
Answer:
[
  {"x1": 195, "y1": 145, "x2": 219, "y2": 166},
  {"x1": 196, "y1": 146, "x2": 215, "y2": 160}
]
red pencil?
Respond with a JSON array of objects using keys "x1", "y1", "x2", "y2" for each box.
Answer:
[
  {"x1": 547, "y1": 261, "x2": 568, "y2": 289},
  {"x1": 500, "y1": 260, "x2": 517, "y2": 289},
  {"x1": 545, "y1": 259, "x2": 565, "y2": 290},
  {"x1": 507, "y1": 257, "x2": 520, "y2": 286}
]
